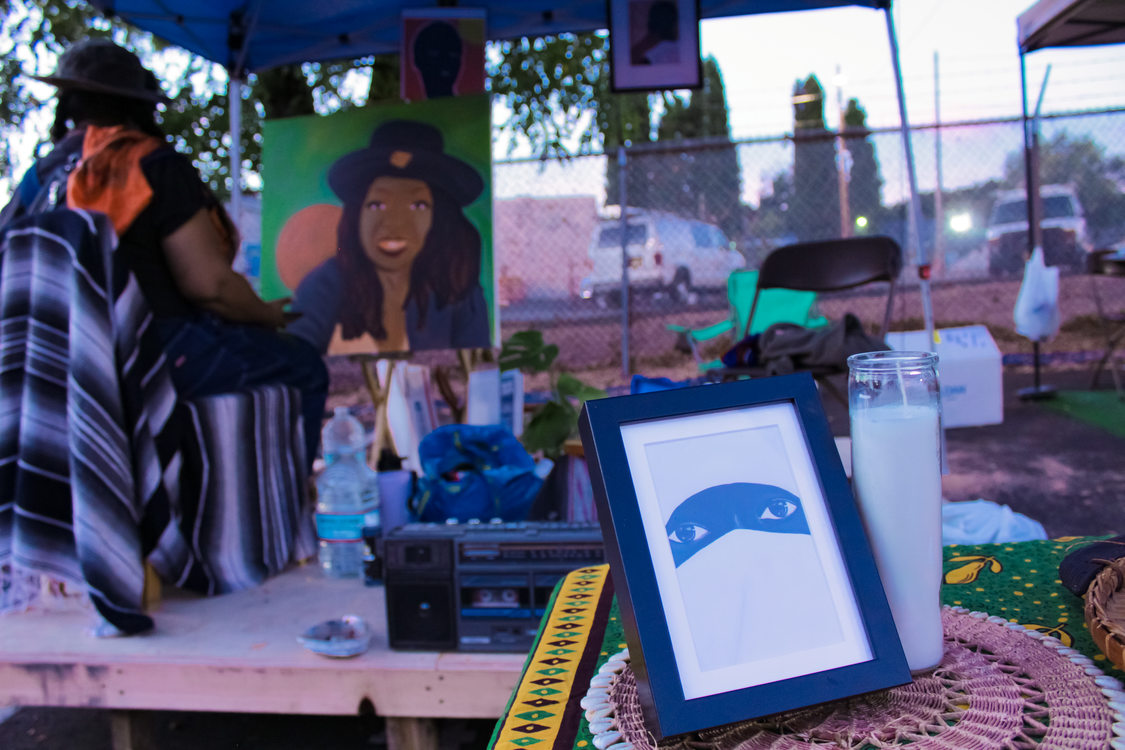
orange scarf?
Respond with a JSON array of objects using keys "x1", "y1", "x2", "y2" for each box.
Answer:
[{"x1": 67, "y1": 126, "x2": 162, "y2": 235}]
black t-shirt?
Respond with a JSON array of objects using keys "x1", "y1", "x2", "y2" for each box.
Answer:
[
  {"x1": 121, "y1": 146, "x2": 214, "y2": 318},
  {"x1": 4, "y1": 131, "x2": 215, "y2": 319}
]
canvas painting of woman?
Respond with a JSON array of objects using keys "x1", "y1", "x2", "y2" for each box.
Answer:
[{"x1": 261, "y1": 95, "x2": 494, "y2": 355}]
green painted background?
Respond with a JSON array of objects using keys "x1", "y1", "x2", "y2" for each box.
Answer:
[{"x1": 260, "y1": 95, "x2": 494, "y2": 340}]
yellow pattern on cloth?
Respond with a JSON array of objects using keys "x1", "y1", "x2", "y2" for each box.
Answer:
[
  {"x1": 66, "y1": 125, "x2": 161, "y2": 235},
  {"x1": 491, "y1": 566, "x2": 610, "y2": 750},
  {"x1": 488, "y1": 539, "x2": 1125, "y2": 750}
]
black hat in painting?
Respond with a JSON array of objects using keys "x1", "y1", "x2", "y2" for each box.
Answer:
[
  {"x1": 327, "y1": 120, "x2": 484, "y2": 207},
  {"x1": 33, "y1": 38, "x2": 170, "y2": 104}
]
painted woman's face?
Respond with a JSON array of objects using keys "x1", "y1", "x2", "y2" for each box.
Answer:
[{"x1": 359, "y1": 176, "x2": 434, "y2": 272}]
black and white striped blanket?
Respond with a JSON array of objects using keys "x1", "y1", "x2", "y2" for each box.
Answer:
[{"x1": 0, "y1": 208, "x2": 312, "y2": 634}]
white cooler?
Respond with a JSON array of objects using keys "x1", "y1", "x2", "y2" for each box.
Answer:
[{"x1": 884, "y1": 325, "x2": 1003, "y2": 428}]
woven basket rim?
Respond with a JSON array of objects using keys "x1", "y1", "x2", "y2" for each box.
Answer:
[{"x1": 1085, "y1": 557, "x2": 1125, "y2": 671}]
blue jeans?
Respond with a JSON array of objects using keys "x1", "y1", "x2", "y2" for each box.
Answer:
[{"x1": 154, "y1": 314, "x2": 329, "y2": 469}]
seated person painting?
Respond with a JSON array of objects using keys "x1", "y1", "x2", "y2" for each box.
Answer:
[
  {"x1": 0, "y1": 39, "x2": 328, "y2": 469},
  {"x1": 285, "y1": 120, "x2": 492, "y2": 354},
  {"x1": 0, "y1": 40, "x2": 327, "y2": 634}
]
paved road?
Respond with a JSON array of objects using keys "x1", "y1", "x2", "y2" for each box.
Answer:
[{"x1": 498, "y1": 289, "x2": 727, "y2": 326}]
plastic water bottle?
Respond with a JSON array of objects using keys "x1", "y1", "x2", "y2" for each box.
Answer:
[
  {"x1": 316, "y1": 407, "x2": 379, "y2": 578},
  {"x1": 320, "y1": 406, "x2": 366, "y2": 466}
]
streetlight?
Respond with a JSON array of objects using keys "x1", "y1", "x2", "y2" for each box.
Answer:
[{"x1": 949, "y1": 213, "x2": 972, "y2": 234}]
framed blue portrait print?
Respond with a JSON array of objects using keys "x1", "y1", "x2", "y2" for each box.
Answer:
[
  {"x1": 578, "y1": 373, "x2": 909, "y2": 739},
  {"x1": 608, "y1": 0, "x2": 702, "y2": 92}
]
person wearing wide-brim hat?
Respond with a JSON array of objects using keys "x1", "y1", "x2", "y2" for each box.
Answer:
[
  {"x1": 286, "y1": 119, "x2": 491, "y2": 354},
  {"x1": 33, "y1": 37, "x2": 173, "y2": 106},
  {"x1": 2, "y1": 38, "x2": 329, "y2": 472}
]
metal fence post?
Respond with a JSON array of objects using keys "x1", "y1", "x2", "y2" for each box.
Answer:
[{"x1": 619, "y1": 145, "x2": 631, "y2": 380}]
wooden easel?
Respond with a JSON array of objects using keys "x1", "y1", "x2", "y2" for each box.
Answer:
[
  {"x1": 352, "y1": 348, "x2": 495, "y2": 467},
  {"x1": 351, "y1": 351, "x2": 413, "y2": 467}
]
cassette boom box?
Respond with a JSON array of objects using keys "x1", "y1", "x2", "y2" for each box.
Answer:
[{"x1": 383, "y1": 522, "x2": 604, "y2": 651}]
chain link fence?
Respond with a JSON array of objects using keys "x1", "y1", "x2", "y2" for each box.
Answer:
[{"x1": 494, "y1": 108, "x2": 1125, "y2": 386}]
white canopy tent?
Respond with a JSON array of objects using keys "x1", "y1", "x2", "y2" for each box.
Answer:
[
  {"x1": 1016, "y1": 0, "x2": 1125, "y2": 250},
  {"x1": 1011, "y1": 0, "x2": 1125, "y2": 398},
  {"x1": 1018, "y1": 0, "x2": 1125, "y2": 51}
]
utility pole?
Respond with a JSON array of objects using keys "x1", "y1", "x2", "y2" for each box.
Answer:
[
  {"x1": 933, "y1": 51, "x2": 945, "y2": 278},
  {"x1": 835, "y1": 66, "x2": 852, "y2": 238}
]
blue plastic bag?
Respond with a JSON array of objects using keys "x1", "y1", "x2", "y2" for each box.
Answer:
[{"x1": 412, "y1": 424, "x2": 543, "y2": 523}]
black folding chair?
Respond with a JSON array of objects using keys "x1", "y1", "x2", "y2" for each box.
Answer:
[{"x1": 708, "y1": 235, "x2": 904, "y2": 403}]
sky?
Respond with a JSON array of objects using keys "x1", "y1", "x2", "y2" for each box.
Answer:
[
  {"x1": 704, "y1": 0, "x2": 1125, "y2": 139},
  {"x1": 5, "y1": 0, "x2": 1124, "y2": 206},
  {"x1": 494, "y1": 0, "x2": 1125, "y2": 207}
]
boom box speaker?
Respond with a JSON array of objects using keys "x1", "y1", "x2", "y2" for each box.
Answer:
[
  {"x1": 383, "y1": 521, "x2": 604, "y2": 651},
  {"x1": 385, "y1": 582, "x2": 456, "y2": 651}
]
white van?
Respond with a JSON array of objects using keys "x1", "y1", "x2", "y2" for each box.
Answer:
[
  {"x1": 578, "y1": 210, "x2": 744, "y2": 306},
  {"x1": 986, "y1": 184, "x2": 1091, "y2": 275}
]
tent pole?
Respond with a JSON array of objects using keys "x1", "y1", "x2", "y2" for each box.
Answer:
[
  {"x1": 618, "y1": 145, "x2": 631, "y2": 380},
  {"x1": 1020, "y1": 53, "x2": 1051, "y2": 257},
  {"x1": 883, "y1": 4, "x2": 935, "y2": 347},
  {"x1": 229, "y1": 75, "x2": 243, "y2": 227},
  {"x1": 1017, "y1": 52, "x2": 1057, "y2": 402}
]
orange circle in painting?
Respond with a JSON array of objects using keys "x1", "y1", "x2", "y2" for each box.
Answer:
[{"x1": 275, "y1": 203, "x2": 342, "y2": 289}]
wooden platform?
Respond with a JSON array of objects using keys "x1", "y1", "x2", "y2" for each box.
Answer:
[{"x1": 0, "y1": 564, "x2": 527, "y2": 749}]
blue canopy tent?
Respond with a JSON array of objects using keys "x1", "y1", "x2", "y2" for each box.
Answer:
[{"x1": 88, "y1": 0, "x2": 934, "y2": 339}]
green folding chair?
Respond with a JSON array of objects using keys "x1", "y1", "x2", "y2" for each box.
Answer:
[
  {"x1": 667, "y1": 268, "x2": 828, "y2": 371},
  {"x1": 706, "y1": 236, "x2": 904, "y2": 403}
]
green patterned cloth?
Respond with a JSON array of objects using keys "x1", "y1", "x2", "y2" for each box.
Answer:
[
  {"x1": 939, "y1": 537, "x2": 1117, "y2": 667},
  {"x1": 489, "y1": 537, "x2": 1121, "y2": 750}
]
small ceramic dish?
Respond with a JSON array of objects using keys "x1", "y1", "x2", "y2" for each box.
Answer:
[{"x1": 297, "y1": 614, "x2": 372, "y2": 658}]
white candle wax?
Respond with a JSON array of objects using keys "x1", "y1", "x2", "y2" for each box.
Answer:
[{"x1": 850, "y1": 403, "x2": 944, "y2": 672}]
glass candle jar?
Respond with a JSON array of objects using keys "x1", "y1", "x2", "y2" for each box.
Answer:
[{"x1": 847, "y1": 350, "x2": 944, "y2": 672}]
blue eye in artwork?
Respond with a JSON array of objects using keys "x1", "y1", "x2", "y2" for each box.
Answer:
[
  {"x1": 668, "y1": 522, "x2": 710, "y2": 545},
  {"x1": 760, "y1": 499, "x2": 797, "y2": 521},
  {"x1": 664, "y1": 483, "x2": 811, "y2": 567}
]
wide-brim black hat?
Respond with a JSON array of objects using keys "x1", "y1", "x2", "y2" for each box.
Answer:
[
  {"x1": 32, "y1": 39, "x2": 171, "y2": 105},
  {"x1": 328, "y1": 120, "x2": 484, "y2": 207}
]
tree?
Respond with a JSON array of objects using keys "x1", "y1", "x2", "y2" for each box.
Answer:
[
  {"x1": 489, "y1": 38, "x2": 743, "y2": 238},
  {"x1": 0, "y1": 0, "x2": 377, "y2": 199},
  {"x1": 842, "y1": 97, "x2": 882, "y2": 233},
  {"x1": 487, "y1": 31, "x2": 658, "y2": 208},
  {"x1": 1002, "y1": 130, "x2": 1125, "y2": 243},
  {"x1": 489, "y1": 32, "x2": 617, "y2": 160},
  {"x1": 790, "y1": 75, "x2": 839, "y2": 242},
  {"x1": 601, "y1": 90, "x2": 658, "y2": 209},
  {"x1": 745, "y1": 170, "x2": 795, "y2": 265},
  {"x1": 644, "y1": 57, "x2": 742, "y2": 238}
]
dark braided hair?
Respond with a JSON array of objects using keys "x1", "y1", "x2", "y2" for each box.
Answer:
[
  {"x1": 50, "y1": 89, "x2": 164, "y2": 143},
  {"x1": 336, "y1": 185, "x2": 482, "y2": 342}
]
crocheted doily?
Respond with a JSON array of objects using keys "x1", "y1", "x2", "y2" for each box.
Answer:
[{"x1": 581, "y1": 606, "x2": 1125, "y2": 750}]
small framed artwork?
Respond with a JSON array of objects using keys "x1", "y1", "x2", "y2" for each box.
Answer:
[
  {"x1": 607, "y1": 0, "x2": 702, "y2": 92},
  {"x1": 578, "y1": 374, "x2": 910, "y2": 739},
  {"x1": 401, "y1": 8, "x2": 487, "y2": 101}
]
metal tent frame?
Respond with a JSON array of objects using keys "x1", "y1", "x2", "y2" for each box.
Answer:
[
  {"x1": 1016, "y1": 0, "x2": 1125, "y2": 258},
  {"x1": 89, "y1": 0, "x2": 934, "y2": 343},
  {"x1": 1013, "y1": 0, "x2": 1125, "y2": 398}
]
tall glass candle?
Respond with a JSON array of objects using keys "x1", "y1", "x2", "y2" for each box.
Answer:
[{"x1": 848, "y1": 351, "x2": 944, "y2": 672}]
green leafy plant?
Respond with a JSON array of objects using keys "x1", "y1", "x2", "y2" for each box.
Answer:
[{"x1": 499, "y1": 330, "x2": 607, "y2": 459}]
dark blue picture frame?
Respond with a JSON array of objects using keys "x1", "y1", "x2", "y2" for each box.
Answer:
[
  {"x1": 578, "y1": 373, "x2": 910, "y2": 739},
  {"x1": 607, "y1": 0, "x2": 703, "y2": 93}
]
